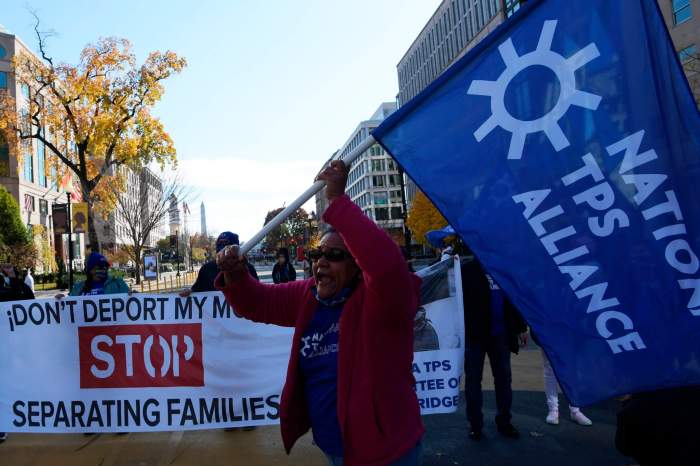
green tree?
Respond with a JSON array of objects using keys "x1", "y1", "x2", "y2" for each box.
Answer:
[
  {"x1": 0, "y1": 186, "x2": 29, "y2": 245},
  {"x1": 156, "y1": 238, "x2": 171, "y2": 254},
  {"x1": 191, "y1": 247, "x2": 206, "y2": 263},
  {"x1": 262, "y1": 207, "x2": 309, "y2": 252},
  {"x1": 0, "y1": 186, "x2": 35, "y2": 267}
]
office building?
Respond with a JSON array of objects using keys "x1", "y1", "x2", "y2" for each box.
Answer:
[
  {"x1": 316, "y1": 103, "x2": 407, "y2": 245},
  {"x1": 659, "y1": 0, "x2": 700, "y2": 104},
  {"x1": 96, "y1": 166, "x2": 165, "y2": 251},
  {"x1": 396, "y1": 1, "x2": 524, "y2": 210},
  {"x1": 0, "y1": 26, "x2": 84, "y2": 271}
]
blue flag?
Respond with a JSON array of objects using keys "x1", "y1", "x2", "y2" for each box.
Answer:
[{"x1": 373, "y1": 0, "x2": 700, "y2": 406}]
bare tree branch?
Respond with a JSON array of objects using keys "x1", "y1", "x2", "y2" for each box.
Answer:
[
  {"x1": 103, "y1": 169, "x2": 195, "y2": 284},
  {"x1": 29, "y1": 9, "x2": 56, "y2": 69}
]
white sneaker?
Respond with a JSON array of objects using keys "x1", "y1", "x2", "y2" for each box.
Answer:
[
  {"x1": 570, "y1": 409, "x2": 593, "y2": 426},
  {"x1": 0, "y1": 432, "x2": 7, "y2": 442},
  {"x1": 545, "y1": 409, "x2": 559, "y2": 425}
]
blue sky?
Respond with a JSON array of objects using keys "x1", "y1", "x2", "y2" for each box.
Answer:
[{"x1": 3, "y1": 0, "x2": 440, "y2": 240}]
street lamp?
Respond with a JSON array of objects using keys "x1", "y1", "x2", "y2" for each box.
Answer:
[
  {"x1": 64, "y1": 183, "x2": 74, "y2": 291},
  {"x1": 306, "y1": 211, "x2": 318, "y2": 244},
  {"x1": 175, "y1": 229, "x2": 181, "y2": 277},
  {"x1": 189, "y1": 236, "x2": 194, "y2": 272},
  {"x1": 397, "y1": 167, "x2": 412, "y2": 258}
]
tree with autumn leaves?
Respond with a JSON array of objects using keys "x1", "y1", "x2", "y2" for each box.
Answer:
[
  {"x1": 0, "y1": 22, "x2": 186, "y2": 252},
  {"x1": 262, "y1": 207, "x2": 314, "y2": 252},
  {"x1": 406, "y1": 190, "x2": 449, "y2": 246}
]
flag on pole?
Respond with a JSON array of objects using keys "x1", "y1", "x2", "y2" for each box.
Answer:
[{"x1": 372, "y1": 0, "x2": 700, "y2": 405}]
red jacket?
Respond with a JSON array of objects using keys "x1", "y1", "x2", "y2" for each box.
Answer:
[{"x1": 216, "y1": 194, "x2": 424, "y2": 465}]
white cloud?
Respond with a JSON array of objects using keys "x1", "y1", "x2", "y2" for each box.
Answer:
[
  {"x1": 178, "y1": 157, "x2": 323, "y2": 243},
  {"x1": 178, "y1": 157, "x2": 322, "y2": 194}
]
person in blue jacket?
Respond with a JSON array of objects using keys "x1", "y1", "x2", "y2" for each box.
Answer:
[{"x1": 70, "y1": 252, "x2": 129, "y2": 296}]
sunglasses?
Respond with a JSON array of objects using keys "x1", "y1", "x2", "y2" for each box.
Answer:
[{"x1": 306, "y1": 247, "x2": 352, "y2": 263}]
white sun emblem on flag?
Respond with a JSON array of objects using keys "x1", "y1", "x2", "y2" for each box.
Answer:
[{"x1": 467, "y1": 20, "x2": 602, "y2": 160}]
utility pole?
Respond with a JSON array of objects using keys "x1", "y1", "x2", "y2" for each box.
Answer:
[
  {"x1": 66, "y1": 186, "x2": 74, "y2": 291},
  {"x1": 176, "y1": 229, "x2": 181, "y2": 277},
  {"x1": 189, "y1": 236, "x2": 194, "y2": 272}
]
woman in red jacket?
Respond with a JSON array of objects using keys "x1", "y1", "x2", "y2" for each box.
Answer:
[{"x1": 215, "y1": 160, "x2": 424, "y2": 465}]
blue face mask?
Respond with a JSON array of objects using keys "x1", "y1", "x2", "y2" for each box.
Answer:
[{"x1": 312, "y1": 286, "x2": 354, "y2": 307}]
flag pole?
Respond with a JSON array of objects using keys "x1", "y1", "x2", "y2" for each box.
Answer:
[{"x1": 239, "y1": 135, "x2": 377, "y2": 255}]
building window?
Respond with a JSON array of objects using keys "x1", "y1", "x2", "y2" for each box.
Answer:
[
  {"x1": 388, "y1": 174, "x2": 401, "y2": 186},
  {"x1": 679, "y1": 44, "x2": 697, "y2": 62},
  {"x1": 505, "y1": 0, "x2": 522, "y2": 18},
  {"x1": 673, "y1": 0, "x2": 692, "y2": 25},
  {"x1": 373, "y1": 175, "x2": 386, "y2": 187},
  {"x1": 371, "y1": 159, "x2": 385, "y2": 171},
  {"x1": 21, "y1": 83, "x2": 30, "y2": 100},
  {"x1": 0, "y1": 45, "x2": 6, "y2": 59},
  {"x1": 390, "y1": 207, "x2": 403, "y2": 220},
  {"x1": 23, "y1": 149, "x2": 33, "y2": 183},
  {"x1": 37, "y1": 141, "x2": 47, "y2": 187},
  {"x1": 39, "y1": 199, "x2": 48, "y2": 216},
  {"x1": 375, "y1": 208, "x2": 389, "y2": 221},
  {"x1": 0, "y1": 71, "x2": 7, "y2": 89},
  {"x1": 0, "y1": 134, "x2": 9, "y2": 177},
  {"x1": 374, "y1": 191, "x2": 389, "y2": 206},
  {"x1": 369, "y1": 145, "x2": 384, "y2": 157}
]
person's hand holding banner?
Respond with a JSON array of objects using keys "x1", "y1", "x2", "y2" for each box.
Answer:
[
  {"x1": 216, "y1": 244, "x2": 249, "y2": 285},
  {"x1": 315, "y1": 160, "x2": 348, "y2": 202}
]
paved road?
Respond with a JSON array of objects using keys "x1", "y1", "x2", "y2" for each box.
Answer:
[
  {"x1": 0, "y1": 348, "x2": 635, "y2": 466},
  {"x1": 421, "y1": 348, "x2": 633, "y2": 466}
]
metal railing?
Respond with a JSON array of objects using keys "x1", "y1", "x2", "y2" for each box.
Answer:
[{"x1": 137, "y1": 271, "x2": 197, "y2": 293}]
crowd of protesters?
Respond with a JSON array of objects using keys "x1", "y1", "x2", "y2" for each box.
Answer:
[{"x1": 1, "y1": 159, "x2": 698, "y2": 465}]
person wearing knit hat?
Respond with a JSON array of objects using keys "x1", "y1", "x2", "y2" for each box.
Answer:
[
  {"x1": 70, "y1": 252, "x2": 129, "y2": 296},
  {"x1": 186, "y1": 231, "x2": 258, "y2": 294}
]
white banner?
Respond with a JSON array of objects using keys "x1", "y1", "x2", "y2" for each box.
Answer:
[
  {"x1": 412, "y1": 256, "x2": 465, "y2": 414},
  {"x1": 0, "y1": 259, "x2": 463, "y2": 432}
]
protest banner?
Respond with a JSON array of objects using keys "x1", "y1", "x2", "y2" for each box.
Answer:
[
  {"x1": 412, "y1": 256, "x2": 465, "y2": 414},
  {"x1": 0, "y1": 292, "x2": 292, "y2": 433},
  {"x1": 0, "y1": 258, "x2": 464, "y2": 432}
]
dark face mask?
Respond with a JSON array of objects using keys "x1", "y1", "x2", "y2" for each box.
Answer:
[{"x1": 93, "y1": 267, "x2": 108, "y2": 282}]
